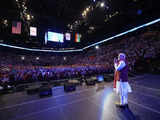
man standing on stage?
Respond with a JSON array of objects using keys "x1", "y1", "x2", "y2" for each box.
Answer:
[{"x1": 113, "y1": 53, "x2": 132, "y2": 107}]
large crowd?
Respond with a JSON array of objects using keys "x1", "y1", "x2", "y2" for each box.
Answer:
[
  {"x1": 77, "y1": 30, "x2": 160, "y2": 72},
  {"x1": 0, "y1": 23, "x2": 160, "y2": 86}
]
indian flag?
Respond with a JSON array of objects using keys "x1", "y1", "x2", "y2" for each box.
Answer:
[{"x1": 75, "y1": 33, "x2": 81, "y2": 43}]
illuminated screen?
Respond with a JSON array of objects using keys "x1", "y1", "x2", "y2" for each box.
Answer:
[
  {"x1": 97, "y1": 75, "x2": 104, "y2": 82},
  {"x1": 30, "y1": 27, "x2": 37, "y2": 36},
  {"x1": 65, "y1": 33, "x2": 71, "y2": 40},
  {"x1": 47, "y1": 32, "x2": 64, "y2": 43}
]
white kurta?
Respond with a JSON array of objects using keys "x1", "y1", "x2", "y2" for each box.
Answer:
[
  {"x1": 115, "y1": 81, "x2": 132, "y2": 95},
  {"x1": 114, "y1": 61, "x2": 132, "y2": 95}
]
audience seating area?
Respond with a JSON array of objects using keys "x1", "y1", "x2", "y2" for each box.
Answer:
[{"x1": 0, "y1": 23, "x2": 160, "y2": 91}]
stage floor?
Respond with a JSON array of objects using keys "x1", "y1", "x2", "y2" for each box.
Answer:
[{"x1": 0, "y1": 74, "x2": 160, "y2": 120}]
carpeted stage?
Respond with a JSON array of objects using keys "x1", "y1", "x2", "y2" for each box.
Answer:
[{"x1": 0, "y1": 74, "x2": 160, "y2": 120}]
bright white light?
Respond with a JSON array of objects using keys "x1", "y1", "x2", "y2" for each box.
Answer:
[
  {"x1": 89, "y1": 26, "x2": 95, "y2": 30},
  {"x1": 26, "y1": 14, "x2": 31, "y2": 20},
  {"x1": 4, "y1": 20, "x2": 8, "y2": 24},
  {"x1": 21, "y1": 56, "x2": 25, "y2": 60},
  {"x1": 36, "y1": 57, "x2": 39, "y2": 60},
  {"x1": 100, "y1": 2, "x2": 105, "y2": 7},
  {"x1": 64, "y1": 57, "x2": 66, "y2": 60},
  {"x1": 86, "y1": 8, "x2": 89, "y2": 11},
  {"x1": 82, "y1": 13, "x2": 85, "y2": 17},
  {"x1": 95, "y1": 45, "x2": 99, "y2": 49}
]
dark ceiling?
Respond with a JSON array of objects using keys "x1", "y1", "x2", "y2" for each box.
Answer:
[{"x1": 0, "y1": 0, "x2": 160, "y2": 48}]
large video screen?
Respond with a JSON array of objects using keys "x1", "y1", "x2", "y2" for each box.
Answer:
[{"x1": 47, "y1": 32, "x2": 64, "y2": 43}]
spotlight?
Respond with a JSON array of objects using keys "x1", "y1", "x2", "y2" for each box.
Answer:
[
  {"x1": 86, "y1": 8, "x2": 89, "y2": 11},
  {"x1": 36, "y1": 57, "x2": 39, "y2": 60},
  {"x1": 95, "y1": 45, "x2": 99, "y2": 49},
  {"x1": 3, "y1": 19, "x2": 8, "y2": 25},
  {"x1": 26, "y1": 14, "x2": 31, "y2": 20},
  {"x1": 100, "y1": 2, "x2": 105, "y2": 7},
  {"x1": 82, "y1": 13, "x2": 85, "y2": 17},
  {"x1": 21, "y1": 56, "x2": 25, "y2": 60},
  {"x1": 89, "y1": 26, "x2": 95, "y2": 30}
]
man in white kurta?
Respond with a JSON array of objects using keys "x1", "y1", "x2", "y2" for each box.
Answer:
[{"x1": 114, "y1": 53, "x2": 132, "y2": 107}]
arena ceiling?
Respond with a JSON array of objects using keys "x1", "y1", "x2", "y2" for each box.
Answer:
[{"x1": 0, "y1": 0, "x2": 160, "y2": 48}]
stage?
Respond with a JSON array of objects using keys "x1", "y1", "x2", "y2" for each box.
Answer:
[{"x1": 0, "y1": 74, "x2": 160, "y2": 120}]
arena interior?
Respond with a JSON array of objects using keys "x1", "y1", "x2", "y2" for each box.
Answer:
[{"x1": 0, "y1": 0, "x2": 160, "y2": 120}]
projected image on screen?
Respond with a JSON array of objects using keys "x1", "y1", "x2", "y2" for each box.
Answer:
[
  {"x1": 65, "y1": 33, "x2": 71, "y2": 40},
  {"x1": 30, "y1": 27, "x2": 37, "y2": 36},
  {"x1": 47, "y1": 32, "x2": 64, "y2": 43}
]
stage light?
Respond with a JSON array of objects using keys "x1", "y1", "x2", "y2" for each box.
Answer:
[
  {"x1": 75, "y1": 21, "x2": 78, "y2": 24},
  {"x1": 36, "y1": 57, "x2": 39, "y2": 60},
  {"x1": 21, "y1": 56, "x2": 25, "y2": 60},
  {"x1": 89, "y1": 26, "x2": 95, "y2": 30},
  {"x1": 82, "y1": 13, "x2": 85, "y2": 17},
  {"x1": 3, "y1": 19, "x2": 8, "y2": 25},
  {"x1": 64, "y1": 57, "x2": 66, "y2": 60},
  {"x1": 95, "y1": 45, "x2": 99, "y2": 49},
  {"x1": 100, "y1": 2, "x2": 105, "y2": 7},
  {"x1": 86, "y1": 8, "x2": 89, "y2": 11},
  {"x1": 26, "y1": 14, "x2": 31, "y2": 20}
]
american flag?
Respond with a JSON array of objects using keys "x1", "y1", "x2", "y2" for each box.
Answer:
[{"x1": 12, "y1": 21, "x2": 21, "y2": 34}]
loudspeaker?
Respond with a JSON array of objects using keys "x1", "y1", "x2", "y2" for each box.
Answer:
[
  {"x1": 39, "y1": 84, "x2": 52, "y2": 97},
  {"x1": 64, "y1": 83, "x2": 76, "y2": 92},
  {"x1": 16, "y1": 85, "x2": 26, "y2": 92},
  {"x1": 26, "y1": 86, "x2": 39, "y2": 95},
  {"x1": 86, "y1": 80, "x2": 96, "y2": 86}
]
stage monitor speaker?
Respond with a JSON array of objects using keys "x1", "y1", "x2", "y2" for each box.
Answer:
[
  {"x1": 26, "y1": 86, "x2": 39, "y2": 95},
  {"x1": 16, "y1": 85, "x2": 26, "y2": 92},
  {"x1": 86, "y1": 80, "x2": 96, "y2": 86},
  {"x1": 64, "y1": 83, "x2": 76, "y2": 92},
  {"x1": 39, "y1": 85, "x2": 52, "y2": 97}
]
